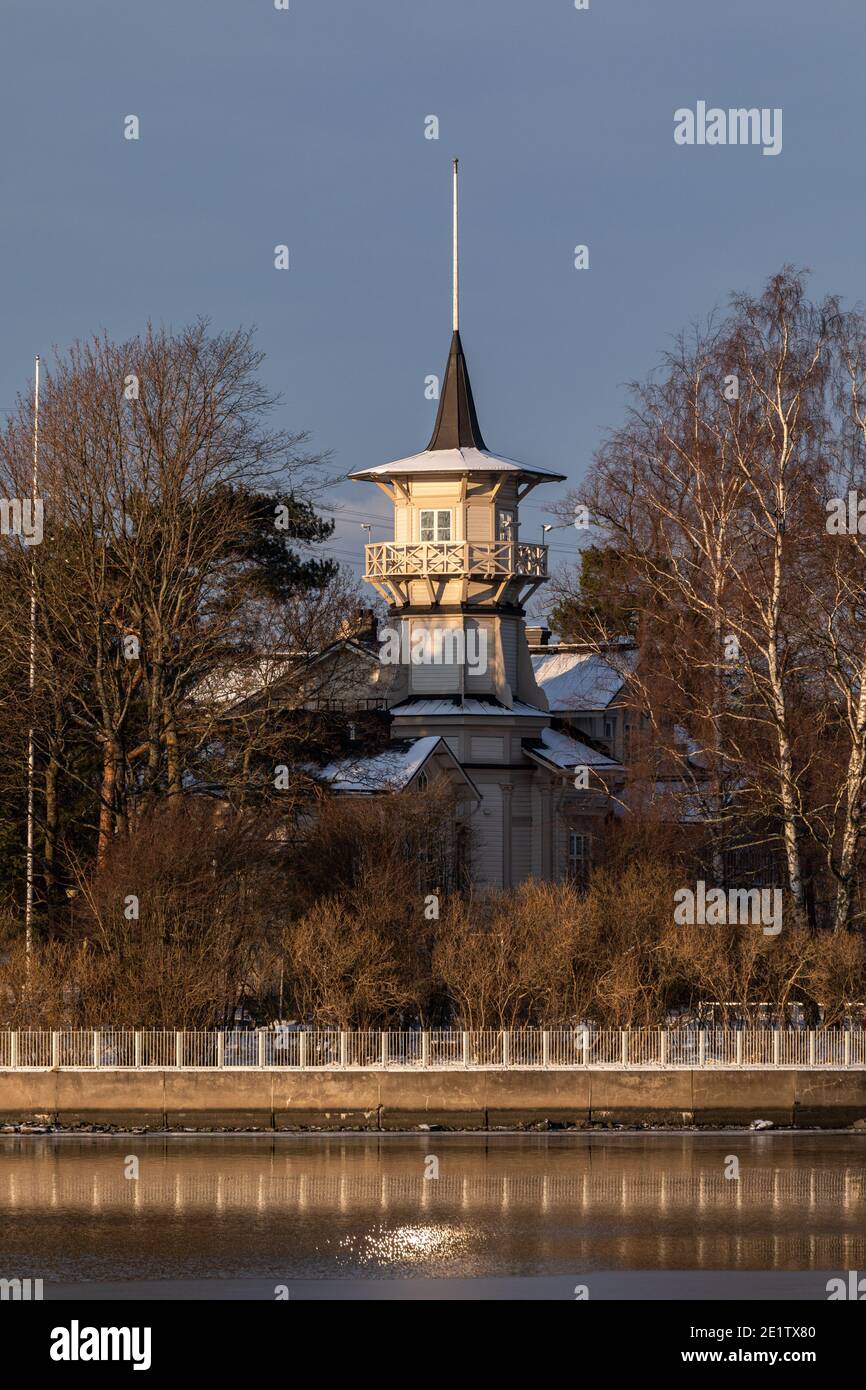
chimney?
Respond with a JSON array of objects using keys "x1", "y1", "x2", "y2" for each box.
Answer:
[
  {"x1": 339, "y1": 607, "x2": 378, "y2": 643},
  {"x1": 525, "y1": 625, "x2": 551, "y2": 648}
]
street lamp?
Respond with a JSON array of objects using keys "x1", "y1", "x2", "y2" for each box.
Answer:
[{"x1": 542, "y1": 521, "x2": 572, "y2": 545}]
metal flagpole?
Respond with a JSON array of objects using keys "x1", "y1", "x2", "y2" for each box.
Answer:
[
  {"x1": 452, "y1": 157, "x2": 459, "y2": 332},
  {"x1": 452, "y1": 160, "x2": 467, "y2": 710},
  {"x1": 25, "y1": 354, "x2": 39, "y2": 959}
]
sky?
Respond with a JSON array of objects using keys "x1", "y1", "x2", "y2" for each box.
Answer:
[{"x1": 2, "y1": 0, "x2": 865, "y2": 588}]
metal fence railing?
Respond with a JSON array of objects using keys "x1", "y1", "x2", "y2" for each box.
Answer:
[{"x1": 0, "y1": 1028, "x2": 864, "y2": 1070}]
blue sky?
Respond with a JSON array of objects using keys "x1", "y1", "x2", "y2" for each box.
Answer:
[{"x1": 2, "y1": 0, "x2": 864, "y2": 581}]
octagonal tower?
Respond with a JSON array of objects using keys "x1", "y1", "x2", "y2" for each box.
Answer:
[{"x1": 347, "y1": 162, "x2": 605, "y2": 889}]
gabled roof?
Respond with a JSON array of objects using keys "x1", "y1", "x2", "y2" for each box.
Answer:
[
  {"x1": 523, "y1": 726, "x2": 621, "y2": 775},
  {"x1": 198, "y1": 637, "x2": 380, "y2": 716},
  {"x1": 314, "y1": 735, "x2": 480, "y2": 797},
  {"x1": 192, "y1": 652, "x2": 303, "y2": 710},
  {"x1": 531, "y1": 648, "x2": 636, "y2": 712}
]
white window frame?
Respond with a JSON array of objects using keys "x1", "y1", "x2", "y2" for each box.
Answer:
[
  {"x1": 419, "y1": 509, "x2": 452, "y2": 542},
  {"x1": 567, "y1": 830, "x2": 591, "y2": 889},
  {"x1": 497, "y1": 508, "x2": 516, "y2": 542}
]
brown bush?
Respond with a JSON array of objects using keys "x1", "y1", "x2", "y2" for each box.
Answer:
[
  {"x1": 1, "y1": 823, "x2": 862, "y2": 1029},
  {"x1": 280, "y1": 898, "x2": 416, "y2": 1029}
]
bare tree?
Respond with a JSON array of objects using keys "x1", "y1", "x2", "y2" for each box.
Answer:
[
  {"x1": 555, "y1": 271, "x2": 836, "y2": 929},
  {"x1": 0, "y1": 322, "x2": 340, "y2": 924}
]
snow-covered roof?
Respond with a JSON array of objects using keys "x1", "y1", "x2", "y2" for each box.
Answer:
[
  {"x1": 314, "y1": 735, "x2": 479, "y2": 796},
  {"x1": 193, "y1": 638, "x2": 381, "y2": 714},
  {"x1": 192, "y1": 654, "x2": 302, "y2": 709},
  {"x1": 390, "y1": 696, "x2": 548, "y2": 718},
  {"x1": 617, "y1": 779, "x2": 711, "y2": 824},
  {"x1": 349, "y1": 447, "x2": 565, "y2": 484},
  {"x1": 524, "y1": 726, "x2": 621, "y2": 774},
  {"x1": 672, "y1": 724, "x2": 711, "y2": 769},
  {"x1": 531, "y1": 649, "x2": 635, "y2": 712}
]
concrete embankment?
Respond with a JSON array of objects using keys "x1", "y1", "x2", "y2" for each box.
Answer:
[{"x1": 2, "y1": 1068, "x2": 866, "y2": 1130}]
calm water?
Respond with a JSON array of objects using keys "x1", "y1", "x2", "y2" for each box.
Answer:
[{"x1": 1, "y1": 1133, "x2": 865, "y2": 1299}]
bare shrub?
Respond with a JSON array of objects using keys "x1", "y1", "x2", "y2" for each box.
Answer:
[
  {"x1": 280, "y1": 898, "x2": 416, "y2": 1029},
  {"x1": 0, "y1": 800, "x2": 285, "y2": 1027},
  {"x1": 431, "y1": 880, "x2": 585, "y2": 1028}
]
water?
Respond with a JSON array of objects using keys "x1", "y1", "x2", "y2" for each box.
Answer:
[{"x1": 1, "y1": 1132, "x2": 864, "y2": 1299}]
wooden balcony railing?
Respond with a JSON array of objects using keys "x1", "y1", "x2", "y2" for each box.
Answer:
[{"x1": 364, "y1": 540, "x2": 548, "y2": 581}]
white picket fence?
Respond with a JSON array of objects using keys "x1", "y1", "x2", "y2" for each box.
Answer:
[{"x1": 0, "y1": 1028, "x2": 864, "y2": 1070}]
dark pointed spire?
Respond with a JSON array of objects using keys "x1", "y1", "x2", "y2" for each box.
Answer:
[
  {"x1": 426, "y1": 330, "x2": 488, "y2": 451},
  {"x1": 425, "y1": 160, "x2": 488, "y2": 452}
]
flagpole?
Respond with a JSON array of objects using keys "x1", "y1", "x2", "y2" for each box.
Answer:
[
  {"x1": 25, "y1": 355, "x2": 39, "y2": 959},
  {"x1": 452, "y1": 157, "x2": 459, "y2": 333},
  {"x1": 451, "y1": 159, "x2": 466, "y2": 710}
]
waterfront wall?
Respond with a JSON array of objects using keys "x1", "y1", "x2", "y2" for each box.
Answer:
[{"x1": 1, "y1": 1068, "x2": 866, "y2": 1129}]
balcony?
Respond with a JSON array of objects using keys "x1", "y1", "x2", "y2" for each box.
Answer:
[{"x1": 364, "y1": 540, "x2": 548, "y2": 582}]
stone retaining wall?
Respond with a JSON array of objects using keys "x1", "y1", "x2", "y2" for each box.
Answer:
[{"x1": 2, "y1": 1068, "x2": 866, "y2": 1129}]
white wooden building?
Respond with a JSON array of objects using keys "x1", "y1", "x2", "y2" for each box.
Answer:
[{"x1": 341, "y1": 168, "x2": 622, "y2": 886}]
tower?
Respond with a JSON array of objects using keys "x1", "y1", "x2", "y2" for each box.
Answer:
[
  {"x1": 350, "y1": 160, "x2": 565, "y2": 711},
  {"x1": 349, "y1": 163, "x2": 612, "y2": 887}
]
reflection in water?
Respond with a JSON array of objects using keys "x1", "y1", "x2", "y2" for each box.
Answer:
[{"x1": 0, "y1": 1133, "x2": 864, "y2": 1283}]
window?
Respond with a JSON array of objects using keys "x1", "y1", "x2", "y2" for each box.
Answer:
[
  {"x1": 416, "y1": 770, "x2": 429, "y2": 791},
  {"x1": 497, "y1": 508, "x2": 515, "y2": 541},
  {"x1": 603, "y1": 718, "x2": 615, "y2": 740},
  {"x1": 567, "y1": 831, "x2": 591, "y2": 890},
  {"x1": 420, "y1": 509, "x2": 452, "y2": 542}
]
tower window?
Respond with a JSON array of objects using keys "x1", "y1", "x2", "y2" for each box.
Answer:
[
  {"x1": 497, "y1": 509, "x2": 515, "y2": 541},
  {"x1": 420, "y1": 509, "x2": 452, "y2": 542}
]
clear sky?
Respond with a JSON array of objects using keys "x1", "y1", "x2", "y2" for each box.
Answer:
[{"x1": 2, "y1": 0, "x2": 864, "y2": 585}]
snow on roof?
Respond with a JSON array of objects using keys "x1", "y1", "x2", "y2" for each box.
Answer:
[
  {"x1": 193, "y1": 638, "x2": 379, "y2": 713},
  {"x1": 525, "y1": 726, "x2": 621, "y2": 773},
  {"x1": 192, "y1": 654, "x2": 302, "y2": 709},
  {"x1": 672, "y1": 724, "x2": 711, "y2": 768},
  {"x1": 316, "y1": 735, "x2": 439, "y2": 792},
  {"x1": 390, "y1": 696, "x2": 548, "y2": 718},
  {"x1": 616, "y1": 779, "x2": 711, "y2": 824},
  {"x1": 315, "y1": 735, "x2": 478, "y2": 795},
  {"x1": 531, "y1": 648, "x2": 635, "y2": 712},
  {"x1": 349, "y1": 447, "x2": 565, "y2": 484}
]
